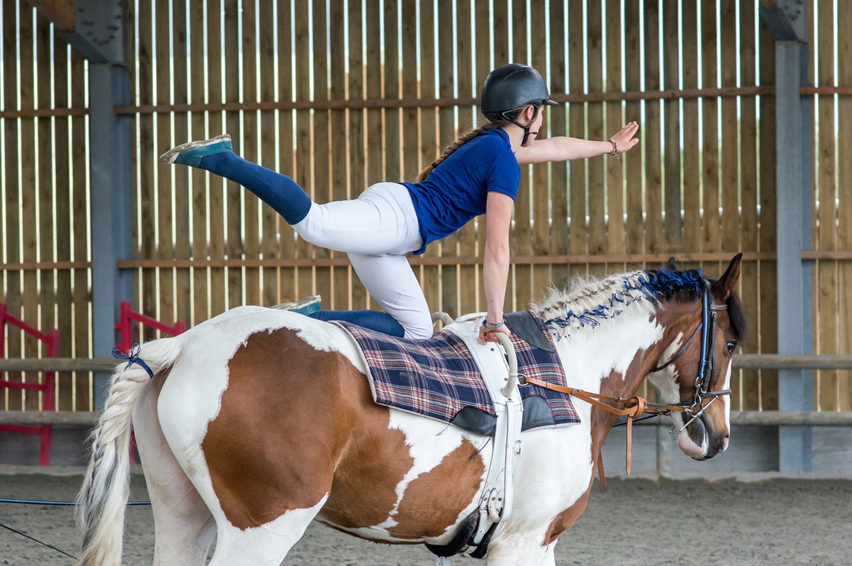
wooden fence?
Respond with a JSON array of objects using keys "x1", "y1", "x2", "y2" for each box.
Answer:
[{"x1": 0, "y1": 0, "x2": 850, "y2": 413}]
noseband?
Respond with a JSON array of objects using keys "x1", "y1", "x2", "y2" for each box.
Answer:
[{"x1": 523, "y1": 278, "x2": 731, "y2": 478}]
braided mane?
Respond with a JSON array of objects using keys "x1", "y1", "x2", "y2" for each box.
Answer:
[{"x1": 533, "y1": 268, "x2": 704, "y2": 339}]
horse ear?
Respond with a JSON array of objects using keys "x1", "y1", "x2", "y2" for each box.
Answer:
[
  {"x1": 713, "y1": 253, "x2": 742, "y2": 300},
  {"x1": 666, "y1": 257, "x2": 678, "y2": 272}
]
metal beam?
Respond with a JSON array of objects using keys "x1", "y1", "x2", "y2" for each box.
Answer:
[
  {"x1": 89, "y1": 63, "x2": 133, "y2": 410},
  {"x1": 58, "y1": 0, "x2": 126, "y2": 63},
  {"x1": 760, "y1": 3, "x2": 813, "y2": 473}
]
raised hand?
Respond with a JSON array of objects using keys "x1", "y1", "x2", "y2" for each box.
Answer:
[{"x1": 609, "y1": 121, "x2": 640, "y2": 155}]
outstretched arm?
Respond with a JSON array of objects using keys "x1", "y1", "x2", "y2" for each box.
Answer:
[
  {"x1": 480, "y1": 191, "x2": 514, "y2": 344},
  {"x1": 514, "y1": 121, "x2": 640, "y2": 165}
]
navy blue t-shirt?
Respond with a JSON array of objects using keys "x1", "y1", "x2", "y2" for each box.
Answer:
[{"x1": 402, "y1": 128, "x2": 520, "y2": 255}]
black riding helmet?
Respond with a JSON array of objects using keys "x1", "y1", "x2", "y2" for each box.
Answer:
[{"x1": 481, "y1": 63, "x2": 558, "y2": 145}]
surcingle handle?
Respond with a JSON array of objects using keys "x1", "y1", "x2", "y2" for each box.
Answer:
[{"x1": 495, "y1": 332, "x2": 519, "y2": 398}]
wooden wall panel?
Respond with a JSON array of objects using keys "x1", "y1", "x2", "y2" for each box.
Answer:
[{"x1": 6, "y1": 1, "x2": 852, "y2": 413}]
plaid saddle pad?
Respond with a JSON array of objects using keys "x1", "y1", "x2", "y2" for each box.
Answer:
[{"x1": 336, "y1": 311, "x2": 578, "y2": 428}]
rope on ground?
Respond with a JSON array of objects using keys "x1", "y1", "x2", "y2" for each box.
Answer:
[{"x1": 0, "y1": 521, "x2": 77, "y2": 561}]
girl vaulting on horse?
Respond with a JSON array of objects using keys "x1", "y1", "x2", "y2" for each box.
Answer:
[{"x1": 161, "y1": 63, "x2": 639, "y2": 342}]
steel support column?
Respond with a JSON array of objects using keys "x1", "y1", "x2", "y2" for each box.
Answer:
[
  {"x1": 89, "y1": 63, "x2": 134, "y2": 410},
  {"x1": 760, "y1": 1, "x2": 813, "y2": 473}
]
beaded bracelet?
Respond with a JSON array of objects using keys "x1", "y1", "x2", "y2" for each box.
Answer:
[
  {"x1": 481, "y1": 319, "x2": 505, "y2": 330},
  {"x1": 607, "y1": 138, "x2": 620, "y2": 161}
]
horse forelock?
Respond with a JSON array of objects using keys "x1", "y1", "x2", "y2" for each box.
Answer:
[{"x1": 533, "y1": 267, "x2": 705, "y2": 338}]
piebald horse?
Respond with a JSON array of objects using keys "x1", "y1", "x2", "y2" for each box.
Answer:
[{"x1": 76, "y1": 255, "x2": 746, "y2": 566}]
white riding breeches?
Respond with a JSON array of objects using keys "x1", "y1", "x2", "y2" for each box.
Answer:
[{"x1": 292, "y1": 182, "x2": 433, "y2": 339}]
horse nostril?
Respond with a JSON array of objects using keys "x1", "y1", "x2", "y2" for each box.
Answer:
[{"x1": 721, "y1": 436, "x2": 729, "y2": 452}]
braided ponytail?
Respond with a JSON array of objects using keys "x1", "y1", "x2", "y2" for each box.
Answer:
[{"x1": 415, "y1": 120, "x2": 511, "y2": 183}]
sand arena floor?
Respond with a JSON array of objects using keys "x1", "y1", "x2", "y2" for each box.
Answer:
[{"x1": 1, "y1": 472, "x2": 850, "y2": 565}]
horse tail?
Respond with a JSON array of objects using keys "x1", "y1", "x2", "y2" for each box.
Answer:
[{"x1": 75, "y1": 338, "x2": 182, "y2": 566}]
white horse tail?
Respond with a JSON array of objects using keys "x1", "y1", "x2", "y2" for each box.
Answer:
[{"x1": 76, "y1": 338, "x2": 182, "y2": 566}]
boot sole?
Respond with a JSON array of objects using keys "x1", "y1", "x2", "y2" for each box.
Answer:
[{"x1": 159, "y1": 133, "x2": 231, "y2": 164}]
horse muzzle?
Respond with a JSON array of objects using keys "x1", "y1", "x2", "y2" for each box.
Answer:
[{"x1": 676, "y1": 415, "x2": 729, "y2": 461}]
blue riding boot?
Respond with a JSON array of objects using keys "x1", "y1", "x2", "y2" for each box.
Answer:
[
  {"x1": 272, "y1": 295, "x2": 322, "y2": 316},
  {"x1": 273, "y1": 295, "x2": 405, "y2": 337},
  {"x1": 160, "y1": 134, "x2": 313, "y2": 225},
  {"x1": 309, "y1": 309, "x2": 405, "y2": 337}
]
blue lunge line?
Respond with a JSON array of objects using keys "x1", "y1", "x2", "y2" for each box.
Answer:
[
  {"x1": 112, "y1": 343, "x2": 154, "y2": 378},
  {"x1": 0, "y1": 498, "x2": 150, "y2": 506}
]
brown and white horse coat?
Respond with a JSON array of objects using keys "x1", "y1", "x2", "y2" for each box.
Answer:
[{"x1": 76, "y1": 257, "x2": 745, "y2": 566}]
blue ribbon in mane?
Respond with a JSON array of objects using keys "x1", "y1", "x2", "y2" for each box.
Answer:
[{"x1": 112, "y1": 343, "x2": 154, "y2": 378}]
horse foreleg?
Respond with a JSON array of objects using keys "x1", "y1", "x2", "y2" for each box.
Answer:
[
  {"x1": 538, "y1": 540, "x2": 557, "y2": 566},
  {"x1": 133, "y1": 378, "x2": 216, "y2": 566},
  {"x1": 203, "y1": 495, "x2": 327, "y2": 566}
]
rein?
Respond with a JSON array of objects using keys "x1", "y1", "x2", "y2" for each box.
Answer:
[{"x1": 525, "y1": 280, "x2": 731, "y2": 484}]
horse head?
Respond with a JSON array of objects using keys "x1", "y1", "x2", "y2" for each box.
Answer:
[{"x1": 648, "y1": 254, "x2": 747, "y2": 461}]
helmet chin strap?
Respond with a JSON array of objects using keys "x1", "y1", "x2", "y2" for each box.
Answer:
[{"x1": 509, "y1": 105, "x2": 540, "y2": 146}]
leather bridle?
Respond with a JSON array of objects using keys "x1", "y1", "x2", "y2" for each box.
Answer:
[{"x1": 523, "y1": 279, "x2": 731, "y2": 482}]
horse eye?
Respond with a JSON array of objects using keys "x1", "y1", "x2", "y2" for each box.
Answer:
[{"x1": 726, "y1": 342, "x2": 736, "y2": 354}]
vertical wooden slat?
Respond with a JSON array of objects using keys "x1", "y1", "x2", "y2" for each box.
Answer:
[
  {"x1": 400, "y1": 0, "x2": 420, "y2": 314},
  {"x1": 36, "y1": 12, "x2": 54, "y2": 410},
  {"x1": 681, "y1": 0, "x2": 701, "y2": 273},
  {"x1": 816, "y1": 1, "x2": 838, "y2": 411},
  {"x1": 331, "y1": 0, "x2": 350, "y2": 311},
  {"x1": 493, "y1": 0, "x2": 508, "y2": 67},
  {"x1": 739, "y1": 0, "x2": 761, "y2": 411},
  {"x1": 644, "y1": 0, "x2": 663, "y2": 257},
  {"x1": 420, "y1": 0, "x2": 441, "y2": 320},
  {"x1": 259, "y1": 0, "x2": 277, "y2": 307},
  {"x1": 438, "y1": 0, "x2": 458, "y2": 318},
  {"x1": 241, "y1": 0, "x2": 260, "y2": 306},
  {"x1": 351, "y1": 0, "x2": 368, "y2": 309},
  {"x1": 173, "y1": 0, "x2": 191, "y2": 324},
  {"x1": 838, "y1": 1, "x2": 852, "y2": 411},
  {"x1": 207, "y1": 0, "x2": 226, "y2": 317},
  {"x1": 190, "y1": 0, "x2": 208, "y2": 323},
  {"x1": 365, "y1": 0, "x2": 383, "y2": 188},
  {"x1": 758, "y1": 18, "x2": 778, "y2": 411},
  {"x1": 663, "y1": 0, "x2": 681, "y2": 254},
  {"x1": 474, "y1": 0, "x2": 490, "y2": 311},
  {"x1": 360, "y1": 0, "x2": 380, "y2": 308},
  {"x1": 138, "y1": 0, "x2": 156, "y2": 332},
  {"x1": 623, "y1": 0, "x2": 643, "y2": 259},
  {"x1": 530, "y1": 0, "x2": 550, "y2": 299},
  {"x1": 401, "y1": 4, "x2": 418, "y2": 182},
  {"x1": 293, "y1": 0, "x2": 312, "y2": 301},
  {"x1": 587, "y1": 0, "x2": 606, "y2": 280},
  {"x1": 720, "y1": 0, "x2": 742, "y2": 407},
  {"x1": 20, "y1": 4, "x2": 38, "y2": 411},
  {"x1": 457, "y1": 0, "x2": 476, "y2": 315},
  {"x1": 512, "y1": 0, "x2": 531, "y2": 313},
  {"x1": 70, "y1": 48, "x2": 89, "y2": 410},
  {"x1": 54, "y1": 34, "x2": 73, "y2": 410},
  {"x1": 549, "y1": 0, "x2": 569, "y2": 291},
  {"x1": 3, "y1": 1, "x2": 22, "y2": 410},
  {"x1": 224, "y1": 0, "x2": 243, "y2": 310},
  {"x1": 605, "y1": 0, "x2": 625, "y2": 267},
  {"x1": 701, "y1": 0, "x2": 720, "y2": 265},
  {"x1": 383, "y1": 0, "x2": 400, "y2": 187},
  {"x1": 156, "y1": 0, "x2": 174, "y2": 332},
  {"x1": 311, "y1": 0, "x2": 331, "y2": 304},
  {"x1": 277, "y1": 0, "x2": 296, "y2": 305},
  {"x1": 135, "y1": 0, "x2": 157, "y2": 340}
]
